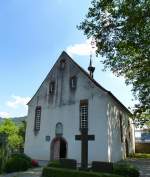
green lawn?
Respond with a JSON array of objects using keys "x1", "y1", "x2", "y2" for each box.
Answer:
[{"x1": 129, "y1": 153, "x2": 150, "y2": 159}]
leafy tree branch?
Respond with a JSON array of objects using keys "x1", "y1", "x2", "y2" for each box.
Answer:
[{"x1": 78, "y1": 0, "x2": 150, "y2": 125}]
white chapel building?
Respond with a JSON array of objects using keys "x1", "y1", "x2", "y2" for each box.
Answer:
[{"x1": 24, "y1": 51, "x2": 135, "y2": 164}]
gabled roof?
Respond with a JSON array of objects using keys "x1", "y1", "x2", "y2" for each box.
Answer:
[{"x1": 28, "y1": 51, "x2": 132, "y2": 116}]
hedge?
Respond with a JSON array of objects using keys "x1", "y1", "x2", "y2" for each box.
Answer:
[
  {"x1": 11, "y1": 153, "x2": 32, "y2": 164},
  {"x1": 47, "y1": 159, "x2": 77, "y2": 169},
  {"x1": 113, "y1": 162, "x2": 139, "y2": 177},
  {"x1": 4, "y1": 157, "x2": 30, "y2": 173},
  {"x1": 4, "y1": 153, "x2": 32, "y2": 173},
  {"x1": 47, "y1": 160, "x2": 62, "y2": 168},
  {"x1": 42, "y1": 167, "x2": 124, "y2": 177}
]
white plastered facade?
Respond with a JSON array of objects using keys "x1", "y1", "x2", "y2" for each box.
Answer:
[{"x1": 24, "y1": 51, "x2": 135, "y2": 164}]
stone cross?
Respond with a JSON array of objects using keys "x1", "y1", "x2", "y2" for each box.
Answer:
[{"x1": 75, "y1": 128, "x2": 95, "y2": 170}]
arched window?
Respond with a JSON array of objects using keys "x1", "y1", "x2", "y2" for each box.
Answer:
[
  {"x1": 34, "y1": 106, "x2": 41, "y2": 132},
  {"x1": 55, "y1": 123, "x2": 63, "y2": 136}
]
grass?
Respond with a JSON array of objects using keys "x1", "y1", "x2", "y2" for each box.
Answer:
[{"x1": 129, "y1": 153, "x2": 150, "y2": 159}]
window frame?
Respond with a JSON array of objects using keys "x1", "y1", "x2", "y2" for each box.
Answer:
[
  {"x1": 70, "y1": 76, "x2": 77, "y2": 90},
  {"x1": 49, "y1": 81, "x2": 55, "y2": 94},
  {"x1": 60, "y1": 59, "x2": 66, "y2": 70},
  {"x1": 34, "y1": 106, "x2": 41, "y2": 132},
  {"x1": 80, "y1": 100, "x2": 88, "y2": 130},
  {"x1": 55, "y1": 122, "x2": 63, "y2": 137}
]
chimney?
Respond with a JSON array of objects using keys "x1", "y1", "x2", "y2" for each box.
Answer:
[{"x1": 88, "y1": 58, "x2": 95, "y2": 78}]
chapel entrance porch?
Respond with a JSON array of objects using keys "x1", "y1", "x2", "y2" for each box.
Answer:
[{"x1": 51, "y1": 137, "x2": 67, "y2": 160}]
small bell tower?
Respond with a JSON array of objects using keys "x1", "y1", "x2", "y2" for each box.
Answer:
[
  {"x1": 88, "y1": 38, "x2": 96, "y2": 78},
  {"x1": 88, "y1": 57, "x2": 95, "y2": 78}
]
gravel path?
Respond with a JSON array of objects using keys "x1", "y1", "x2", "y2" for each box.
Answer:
[
  {"x1": 127, "y1": 159, "x2": 150, "y2": 177},
  {"x1": 0, "y1": 168, "x2": 42, "y2": 177}
]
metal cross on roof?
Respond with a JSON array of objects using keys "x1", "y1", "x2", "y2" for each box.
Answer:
[
  {"x1": 89, "y1": 38, "x2": 96, "y2": 62},
  {"x1": 88, "y1": 38, "x2": 96, "y2": 78}
]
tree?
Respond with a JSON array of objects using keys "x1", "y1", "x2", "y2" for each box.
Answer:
[
  {"x1": 0, "y1": 133, "x2": 8, "y2": 172},
  {"x1": 0, "y1": 119, "x2": 23, "y2": 151},
  {"x1": 78, "y1": 0, "x2": 150, "y2": 125},
  {"x1": 18, "y1": 120, "x2": 26, "y2": 152}
]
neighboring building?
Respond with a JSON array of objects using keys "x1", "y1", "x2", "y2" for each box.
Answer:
[
  {"x1": 135, "y1": 127, "x2": 150, "y2": 153},
  {"x1": 135, "y1": 128, "x2": 150, "y2": 143},
  {"x1": 24, "y1": 51, "x2": 135, "y2": 164}
]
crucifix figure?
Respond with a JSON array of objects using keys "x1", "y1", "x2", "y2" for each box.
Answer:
[{"x1": 75, "y1": 128, "x2": 95, "y2": 170}]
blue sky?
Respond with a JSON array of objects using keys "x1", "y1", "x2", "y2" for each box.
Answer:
[{"x1": 0, "y1": 0, "x2": 135, "y2": 118}]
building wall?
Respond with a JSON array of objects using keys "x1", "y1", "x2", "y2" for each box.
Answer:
[
  {"x1": 106, "y1": 96, "x2": 135, "y2": 162},
  {"x1": 24, "y1": 53, "x2": 109, "y2": 163}
]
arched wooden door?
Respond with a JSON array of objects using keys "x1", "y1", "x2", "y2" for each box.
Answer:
[{"x1": 50, "y1": 137, "x2": 67, "y2": 160}]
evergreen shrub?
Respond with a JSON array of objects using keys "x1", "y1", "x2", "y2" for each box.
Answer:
[
  {"x1": 113, "y1": 162, "x2": 139, "y2": 177},
  {"x1": 4, "y1": 157, "x2": 30, "y2": 173},
  {"x1": 47, "y1": 159, "x2": 77, "y2": 169},
  {"x1": 47, "y1": 160, "x2": 62, "y2": 168},
  {"x1": 11, "y1": 153, "x2": 32, "y2": 164},
  {"x1": 42, "y1": 167, "x2": 124, "y2": 177}
]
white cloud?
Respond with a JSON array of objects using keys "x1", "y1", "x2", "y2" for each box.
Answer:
[
  {"x1": 6, "y1": 95, "x2": 31, "y2": 109},
  {"x1": 66, "y1": 39, "x2": 97, "y2": 57},
  {"x1": 0, "y1": 112, "x2": 10, "y2": 118}
]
